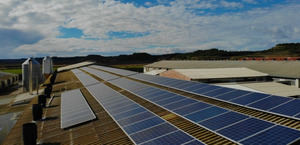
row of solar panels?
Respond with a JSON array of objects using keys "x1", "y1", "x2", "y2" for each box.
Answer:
[
  {"x1": 108, "y1": 77, "x2": 300, "y2": 145},
  {"x1": 86, "y1": 83, "x2": 204, "y2": 145},
  {"x1": 90, "y1": 65, "x2": 300, "y2": 120},
  {"x1": 76, "y1": 66, "x2": 300, "y2": 144},
  {"x1": 72, "y1": 69, "x2": 204, "y2": 144}
]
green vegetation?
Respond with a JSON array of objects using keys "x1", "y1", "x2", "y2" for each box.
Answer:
[{"x1": 0, "y1": 69, "x2": 22, "y2": 75}]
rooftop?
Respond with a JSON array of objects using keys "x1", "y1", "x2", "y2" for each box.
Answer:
[
  {"x1": 145, "y1": 60, "x2": 300, "y2": 79},
  {"x1": 3, "y1": 65, "x2": 300, "y2": 145}
]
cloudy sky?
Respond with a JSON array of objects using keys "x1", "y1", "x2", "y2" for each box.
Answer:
[{"x1": 0, "y1": 0, "x2": 300, "y2": 58}]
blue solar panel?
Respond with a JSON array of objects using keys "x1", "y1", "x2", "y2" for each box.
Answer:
[
  {"x1": 217, "y1": 118, "x2": 274, "y2": 142},
  {"x1": 173, "y1": 102, "x2": 211, "y2": 116},
  {"x1": 240, "y1": 125, "x2": 300, "y2": 145},
  {"x1": 163, "y1": 98, "x2": 197, "y2": 110},
  {"x1": 248, "y1": 95, "x2": 292, "y2": 110},
  {"x1": 114, "y1": 107, "x2": 146, "y2": 120},
  {"x1": 294, "y1": 113, "x2": 300, "y2": 118},
  {"x1": 142, "y1": 131, "x2": 195, "y2": 145},
  {"x1": 143, "y1": 90, "x2": 165, "y2": 99},
  {"x1": 185, "y1": 107, "x2": 228, "y2": 122},
  {"x1": 109, "y1": 103, "x2": 140, "y2": 114},
  {"x1": 230, "y1": 93, "x2": 270, "y2": 105},
  {"x1": 199, "y1": 111, "x2": 249, "y2": 131},
  {"x1": 118, "y1": 112, "x2": 154, "y2": 126},
  {"x1": 149, "y1": 93, "x2": 175, "y2": 102},
  {"x1": 123, "y1": 117, "x2": 164, "y2": 134},
  {"x1": 203, "y1": 88, "x2": 234, "y2": 98},
  {"x1": 156, "y1": 95, "x2": 185, "y2": 106},
  {"x1": 270, "y1": 99, "x2": 300, "y2": 117},
  {"x1": 130, "y1": 123, "x2": 177, "y2": 144},
  {"x1": 183, "y1": 84, "x2": 208, "y2": 92},
  {"x1": 192, "y1": 85, "x2": 221, "y2": 94}
]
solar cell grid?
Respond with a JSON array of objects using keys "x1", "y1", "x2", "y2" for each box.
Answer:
[
  {"x1": 215, "y1": 90, "x2": 251, "y2": 101},
  {"x1": 199, "y1": 111, "x2": 249, "y2": 131},
  {"x1": 230, "y1": 92, "x2": 270, "y2": 105},
  {"x1": 141, "y1": 131, "x2": 196, "y2": 145},
  {"x1": 173, "y1": 102, "x2": 211, "y2": 116},
  {"x1": 248, "y1": 95, "x2": 292, "y2": 110},
  {"x1": 163, "y1": 98, "x2": 197, "y2": 110},
  {"x1": 185, "y1": 106, "x2": 228, "y2": 122},
  {"x1": 118, "y1": 112, "x2": 155, "y2": 126},
  {"x1": 203, "y1": 87, "x2": 234, "y2": 97},
  {"x1": 155, "y1": 95, "x2": 185, "y2": 106},
  {"x1": 270, "y1": 99, "x2": 300, "y2": 117},
  {"x1": 240, "y1": 125, "x2": 300, "y2": 145},
  {"x1": 130, "y1": 123, "x2": 177, "y2": 144},
  {"x1": 124, "y1": 117, "x2": 165, "y2": 134},
  {"x1": 192, "y1": 85, "x2": 221, "y2": 94},
  {"x1": 217, "y1": 118, "x2": 274, "y2": 142}
]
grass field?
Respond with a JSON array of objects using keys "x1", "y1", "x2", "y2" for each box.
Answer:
[
  {"x1": 0, "y1": 66, "x2": 60, "y2": 75},
  {"x1": 0, "y1": 69, "x2": 22, "y2": 75}
]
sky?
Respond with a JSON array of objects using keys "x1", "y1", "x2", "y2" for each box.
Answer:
[{"x1": 0, "y1": 0, "x2": 300, "y2": 58}]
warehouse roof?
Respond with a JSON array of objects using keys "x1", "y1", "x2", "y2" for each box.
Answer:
[
  {"x1": 239, "y1": 82, "x2": 300, "y2": 97},
  {"x1": 145, "y1": 60, "x2": 300, "y2": 78},
  {"x1": 144, "y1": 69, "x2": 166, "y2": 75},
  {"x1": 171, "y1": 68, "x2": 268, "y2": 80}
]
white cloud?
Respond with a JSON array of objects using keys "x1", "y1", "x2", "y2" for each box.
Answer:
[{"x1": 0, "y1": 0, "x2": 299, "y2": 58}]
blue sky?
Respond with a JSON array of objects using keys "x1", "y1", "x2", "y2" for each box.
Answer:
[{"x1": 0, "y1": 0, "x2": 300, "y2": 58}]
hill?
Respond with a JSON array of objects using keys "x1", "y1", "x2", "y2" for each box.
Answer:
[{"x1": 0, "y1": 43, "x2": 300, "y2": 70}]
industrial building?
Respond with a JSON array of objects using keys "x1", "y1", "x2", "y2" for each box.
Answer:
[
  {"x1": 0, "y1": 71, "x2": 18, "y2": 90},
  {"x1": 144, "y1": 60, "x2": 300, "y2": 87},
  {"x1": 2, "y1": 64, "x2": 300, "y2": 145}
]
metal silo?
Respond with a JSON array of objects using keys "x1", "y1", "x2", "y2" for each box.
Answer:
[
  {"x1": 22, "y1": 58, "x2": 42, "y2": 92},
  {"x1": 42, "y1": 56, "x2": 53, "y2": 79}
]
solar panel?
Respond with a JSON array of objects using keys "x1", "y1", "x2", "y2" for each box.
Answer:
[
  {"x1": 91, "y1": 65, "x2": 138, "y2": 76},
  {"x1": 240, "y1": 125, "x2": 300, "y2": 145},
  {"x1": 230, "y1": 93, "x2": 271, "y2": 105},
  {"x1": 215, "y1": 90, "x2": 251, "y2": 101},
  {"x1": 173, "y1": 102, "x2": 211, "y2": 116},
  {"x1": 270, "y1": 99, "x2": 300, "y2": 117},
  {"x1": 71, "y1": 69, "x2": 99, "y2": 86},
  {"x1": 199, "y1": 111, "x2": 249, "y2": 131},
  {"x1": 60, "y1": 89, "x2": 96, "y2": 128},
  {"x1": 203, "y1": 87, "x2": 234, "y2": 97},
  {"x1": 184, "y1": 107, "x2": 228, "y2": 122},
  {"x1": 217, "y1": 118, "x2": 274, "y2": 142},
  {"x1": 81, "y1": 67, "x2": 119, "y2": 81},
  {"x1": 86, "y1": 83, "x2": 203, "y2": 145},
  {"x1": 248, "y1": 95, "x2": 292, "y2": 110},
  {"x1": 141, "y1": 131, "x2": 196, "y2": 145}
]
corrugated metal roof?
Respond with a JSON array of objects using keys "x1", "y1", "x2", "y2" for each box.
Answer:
[
  {"x1": 172, "y1": 68, "x2": 268, "y2": 79},
  {"x1": 217, "y1": 82, "x2": 300, "y2": 97},
  {"x1": 144, "y1": 69, "x2": 166, "y2": 75},
  {"x1": 145, "y1": 60, "x2": 300, "y2": 78}
]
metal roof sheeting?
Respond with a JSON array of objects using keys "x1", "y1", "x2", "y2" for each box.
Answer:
[
  {"x1": 171, "y1": 68, "x2": 268, "y2": 80},
  {"x1": 145, "y1": 60, "x2": 300, "y2": 78},
  {"x1": 57, "y1": 61, "x2": 95, "y2": 72}
]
